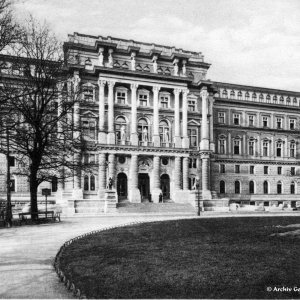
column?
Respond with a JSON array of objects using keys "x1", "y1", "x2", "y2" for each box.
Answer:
[
  {"x1": 182, "y1": 157, "x2": 189, "y2": 190},
  {"x1": 200, "y1": 87, "x2": 209, "y2": 151},
  {"x1": 72, "y1": 152, "x2": 83, "y2": 199},
  {"x1": 243, "y1": 133, "x2": 247, "y2": 156},
  {"x1": 72, "y1": 72, "x2": 81, "y2": 139},
  {"x1": 174, "y1": 88, "x2": 181, "y2": 147},
  {"x1": 209, "y1": 96, "x2": 215, "y2": 152},
  {"x1": 201, "y1": 152, "x2": 211, "y2": 199},
  {"x1": 182, "y1": 89, "x2": 189, "y2": 148},
  {"x1": 152, "y1": 156, "x2": 162, "y2": 202},
  {"x1": 152, "y1": 85, "x2": 160, "y2": 147},
  {"x1": 130, "y1": 83, "x2": 139, "y2": 145},
  {"x1": 256, "y1": 133, "x2": 261, "y2": 157},
  {"x1": 98, "y1": 153, "x2": 106, "y2": 198},
  {"x1": 108, "y1": 154, "x2": 115, "y2": 187},
  {"x1": 129, "y1": 155, "x2": 141, "y2": 202},
  {"x1": 98, "y1": 79, "x2": 106, "y2": 143},
  {"x1": 174, "y1": 157, "x2": 181, "y2": 189},
  {"x1": 228, "y1": 132, "x2": 232, "y2": 155},
  {"x1": 107, "y1": 81, "x2": 115, "y2": 144}
]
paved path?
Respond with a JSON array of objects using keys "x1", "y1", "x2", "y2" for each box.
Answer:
[{"x1": 0, "y1": 212, "x2": 299, "y2": 299}]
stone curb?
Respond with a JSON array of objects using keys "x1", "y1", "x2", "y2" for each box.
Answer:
[{"x1": 53, "y1": 218, "x2": 171, "y2": 299}]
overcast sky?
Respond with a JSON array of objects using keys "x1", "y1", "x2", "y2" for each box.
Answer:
[{"x1": 13, "y1": 0, "x2": 300, "y2": 91}]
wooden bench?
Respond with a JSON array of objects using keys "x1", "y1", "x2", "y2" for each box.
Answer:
[{"x1": 19, "y1": 211, "x2": 61, "y2": 224}]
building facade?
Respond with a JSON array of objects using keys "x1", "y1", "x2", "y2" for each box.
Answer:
[{"x1": 1, "y1": 32, "x2": 300, "y2": 213}]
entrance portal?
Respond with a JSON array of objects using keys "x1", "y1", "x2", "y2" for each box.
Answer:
[
  {"x1": 117, "y1": 173, "x2": 127, "y2": 201},
  {"x1": 160, "y1": 174, "x2": 170, "y2": 199},
  {"x1": 138, "y1": 173, "x2": 150, "y2": 201}
]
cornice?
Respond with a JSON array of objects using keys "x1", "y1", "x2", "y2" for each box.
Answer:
[{"x1": 214, "y1": 159, "x2": 300, "y2": 165}]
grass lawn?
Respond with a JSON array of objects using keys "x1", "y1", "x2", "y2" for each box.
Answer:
[{"x1": 59, "y1": 217, "x2": 300, "y2": 299}]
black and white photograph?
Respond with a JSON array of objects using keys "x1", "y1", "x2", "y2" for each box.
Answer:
[{"x1": 0, "y1": 0, "x2": 300, "y2": 299}]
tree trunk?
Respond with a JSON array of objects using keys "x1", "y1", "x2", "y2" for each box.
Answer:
[{"x1": 30, "y1": 172, "x2": 39, "y2": 220}]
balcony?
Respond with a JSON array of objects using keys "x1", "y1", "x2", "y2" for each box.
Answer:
[
  {"x1": 116, "y1": 139, "x2": 131, "y2": 146},
  {"x1": 160, "y1": 142, "x2": 175, "y2": 148},
  {"x1": 138, "y1": 141, "x2": 153, "y2": 147}
]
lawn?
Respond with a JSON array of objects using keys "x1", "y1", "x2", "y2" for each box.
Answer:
[{"x1": 59, "y1": 217, "x2": 300, "y2": 299}]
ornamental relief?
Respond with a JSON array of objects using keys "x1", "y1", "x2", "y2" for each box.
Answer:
[{"x1": 138, "y1": 157, "x2": 153, "y2": 172}]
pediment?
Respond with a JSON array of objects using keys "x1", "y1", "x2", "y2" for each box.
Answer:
[{"x1": 82, "y1": 110, "x2": 98, "y2": 118}]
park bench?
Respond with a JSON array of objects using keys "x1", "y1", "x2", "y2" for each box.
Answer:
[{"x1": 19, "y1": 210, "x2": 61, "y2": 224}]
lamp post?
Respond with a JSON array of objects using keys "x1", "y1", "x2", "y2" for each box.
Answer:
[
  {"x1": 196, "y1": 176, "x2": 201, "y2": 216},
  {"x1": 5, "y1": 125, "x2": 12, "y2": 227}
]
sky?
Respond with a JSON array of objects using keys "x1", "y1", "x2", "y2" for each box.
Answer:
[{"x1": 13, "y1": 0, "x2": 300, "y2": 91}]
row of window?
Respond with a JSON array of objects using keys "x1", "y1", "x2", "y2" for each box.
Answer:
[
  {"x1": 218, "y1": 112, "x2": 297, "y2": 130},
  {"x1": 219, "y1": 89, "x2": 298, "y2": 106},
  {"x1": 83, "y1": 86, "x2": 197, "y2": 111},
  {"x1": 218, "y1": 138, "x2": 296, "y2": 157},
  {"x1": 220, "y1": 164, "x2": 296, "y2": 175},
  {"x1": 219, "y1": 180, "x2": 296, "y2": 194}
]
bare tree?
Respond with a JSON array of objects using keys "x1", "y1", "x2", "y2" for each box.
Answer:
[
  {"x1": 0, "y1": 0, "x2": 22, "y2": 53},
  {"x1": 0, "y1": 17, "x2": 86, "y2": 220}
]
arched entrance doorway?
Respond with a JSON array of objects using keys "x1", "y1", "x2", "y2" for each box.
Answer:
[
  {"x1": 160, "y1": 174, "x2": 170, "y2": 200},
  {"x1": 138, "y1": 173, "x2": 150, "y2": 201},
  {"x1": 117, "y1": 173, "x2": 127, "y2": 201}
]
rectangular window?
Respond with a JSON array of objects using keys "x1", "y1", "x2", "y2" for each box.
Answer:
[
  {"x1": 188, "y1": 129, "x2": 198, "y2": 147},
  {"x1": 160, "y1": 96, "x2": 169, "y2": 108},
  {"x1": 218, "y1": 112, "x2": 225, "y2": 124},
  {"x1": 263, "y1": 142, "x2": 268, "y2": 156},
  {"x1": 276, "y1": 118, "x2": 282, "y2": 129},
  {"x1": 83, "y1": 87, "x2": 94, "y2": 101},
  {"x1": 139, "y1": 94, "x2": 148, "y2": 106},
  {"x1": 188, "y1": 100, "x2": 196, "y2": 112},
  {"x1": 220, "y1": 164, "x2": 225, "y2": 173},
  {"x1": 234, "y1": 140, "x2": 240, "y2": 155},
  {"x1": 9, "y1": 156, "x2": 15, "y2": 167},
  {"x1": 291, "y1": 167, "x2": 295, "y2": 176},
  {"x1": 116, "y1": 91, "x2": 126, "y2": 104},
  {"x1": 278, "y1": 167, "x2": 282, "y2": 175},
  {"x1": 290, "y1": 143, "x2": 295, "y2": 157},
  {"x1": 219, "y1": 139, "x2": 225, "y2": 154},
  {"x1": 235, "y1": 165, "x2": 240, "y2": 173},
  {"x1": 262, "y1": 116, "x2": 268, "y2": 127},
  {"x1": 233, "y1": 114, "x2": 240, "y2": 125},
  {"x1": 276, "y1": 143, "x2": 282, "y2": 157},
  {"x1": 290, "y1": 119, "x2": 295, "y2": 130},
  {"x1": 249, "y1": 141, "x2": 254, "y2": 155},
  {"x1": 249, "y1": 115, "x2": 254, "y2": 126},
  {"x1": 264, "y1": 166, "x2": 268, "y2": 175},
  {"x1": 250, "y1": 165, "x2": 254, "y2": 174},
  {"x1": 189, "y1": 158, "x2": 197, "y2": 168}
]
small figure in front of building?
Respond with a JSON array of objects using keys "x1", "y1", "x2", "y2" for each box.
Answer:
[
  {"x1": 107, "y1": 177, "x2": 113, "y2": 190},
  {"x1": 120, "y1": 125, "x2": 126, "y2": 141},
  {"x1": 142, "y1": 127, "x2": 148, "y2": 141},
  {"x1": 159, "y1": 192, "x2": 163, "y2": 203}
]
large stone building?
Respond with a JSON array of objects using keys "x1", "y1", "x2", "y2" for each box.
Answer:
[{"x1": 1, "y1": 32, "x2": 300, "y2": 213}]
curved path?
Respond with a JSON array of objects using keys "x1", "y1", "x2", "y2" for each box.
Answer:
[{"x1": 0, "y1": 215, "x2": 196, "y2": 299}]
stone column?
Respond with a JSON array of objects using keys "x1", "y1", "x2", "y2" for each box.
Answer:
[
  {"x1": 182, "y1": 157, "x2": 189, "y2": 190},
  {"x1": 152, "y1": 85, "x2": 160, "y2": 147},
  {"x1": 174, "y1": 157, "x2": 181, "y2": 189},
  {"x1": 201, "y1": 152, "x2": 212, "y2": 200},
  {"x1": 72, "y1": 72, "x2": 81, "y2": 139},
  {"x1": 130, "y1": 83, "x2": 139, "y2": 146},
  {"x1": 108, "y1": 154, "x2": 115, "y2": 187},
  {"x1": 174, "y1": 88, "x2": 181, "y2": 147},
  {"x1": 98, "y1": 153, "x2": 106, "y2": 198},
  {"x1": 129, "y1": 155, "x2": 141, "y2": 202},
  {"x1": 72, "y1": 152, "x2": 83, "y2": 199},
  {"x1": 228, "y1": 132, "x2": 232, "y2": 155},
  {"x1": 107, "y1": 81, "x2": 115, "y2": 144},
  {"x1": 98, "y1": 79, "x2": 106, "y2": 143},
  {"x1": 200, "y1": 87, "x2": 210, "y2": 151},
  {"x1": 182, "y1": 89, "x2": 189, "y2": 148},
  {"x1": 243, "y1": 133, "x2": 247, "y2": 156},
  {"x1": 152, "y1": 156, "x2": 162, "y2": 202},
  {"x1": 209, "y1": 96, "x2": 215, "y2": 152}
]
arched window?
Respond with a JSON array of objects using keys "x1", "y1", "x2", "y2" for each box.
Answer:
[
  {"x1": 90, "y1": 175, "x2": 95, "y2": 191},
  {"x1": 248, "y1": 139, "x2": 255, "y2": 156},
  {"x1": 233, "y1": 138, "x2": 240, "y2": 155},
  {"x1": 277, "y1": 181, "x2": 282, "y2": 194},
  {"x1": 273, "y1": 95, "x2": 278, "y2": 103},
  {"x1": 51, "y1": 176, "x2": 58, "y2": 192},
  {"x1": 219, "y1": 137, "x2": 226, "y2": 154},
  {"x1": 84, "y1": 175, "x2": 89, "y2": 191},
  {"x1": 291, "y1": 182, "x2": 295, "y2": 194},
  {"x1": 252, "y1": 93, "x2": 257, "y2": 101},
  {"x1": 230, "y1": 90, "x2": 235, "y2": 99},
  {"x1": 280, "y1": 96, "x2": 284, "y2": 104},
  {"x1": 84, "y1": 174, "x2": 95, "y2": 191},
  {"x1": 115, "y1": 116, "x2": 127, "y2": 142},
  {"x1": 159, "y1": 120, "x2": 171, "y2": 144},
  {"x1": 245, "y1": 92, "x2": 250, "y2": 100},
  {"x1": 234, "y1": 181, "x2": 240, "y2": 194},
  {"x1": 266, "y1": 95, "x2": 271, "y2": 103},
  {"x1": 286, "y1": 97, "x2": 291, "y2": 105},
  {"x1": 222, "y1": 89, "x2": 228, "y2": 98},
  {"x1": 138, "y1": 118, "x2": 149, "y2": 142},
  {"x1": 263, "y1": 181, "x2": 269, "y2": 194},
  {"x1": 238, "y1": 91, "x2": 242, "y2": 100},
  {"x1": 249, "y1": 181, "x2": 255, "y2": 194},
  {"x1": 259, "y1": 93, "x2": 264, "y2": 102},
  {"x1": 220, "y1": 181, "x2": 225, "y2": 194}
]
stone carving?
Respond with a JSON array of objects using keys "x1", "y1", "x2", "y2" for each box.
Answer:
[
  {"x1": 142, "y1": 127, "x2": 148, "y2": 141},
  {"x1": 106, "y1": 177, "x2": 113, "y2": 189},
  {"x1": 131, "y1": 52, "x2": 136, "y2": 71},
  {"x1": 120, "y1": 125, "x2": 126, "y2": 141},
  {"x1": 164, "y1": 128, "x2": 170, "y2": 143}
]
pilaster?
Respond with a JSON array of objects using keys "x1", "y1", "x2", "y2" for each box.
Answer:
[
  {"x1": 182, "y1": 157, "x2": 189, "y2": 190},
  {"x1": 130, "y1": 83, "x2": 139, "y2": 146},
  {"x1": 200, "y1": 87, "x2": 209, "y2": 151},
  {"x1": 107, "y1": 80, "x2": 115, "y2": 144},
  {"x1": 174, "y1": 157, "x2": 182, "y2": 189},
  {"x1": 129, "y1": 155, "x2": 141, "y2": 202},
  {"x1": 174, "y1": 88, "x2": 181, "y2": 147},
  {"x1": 98, "y1": 79, "x2": 107, "y2": 143},
  {"x1": 152, "y1": 85, "x2": 160, "y2": 147},
  {"x1": 182, "y1": 89, "x2": 189, "y2": 148}
]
